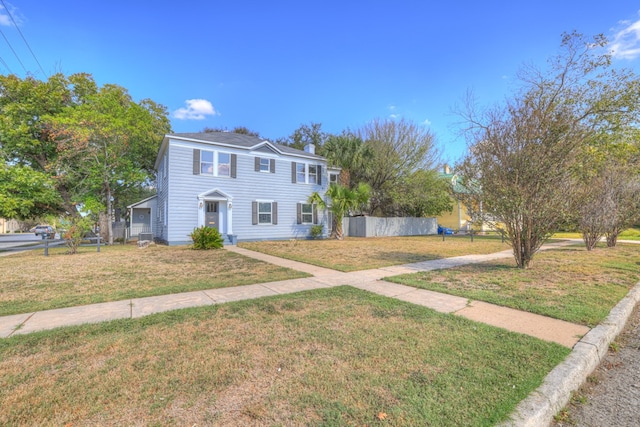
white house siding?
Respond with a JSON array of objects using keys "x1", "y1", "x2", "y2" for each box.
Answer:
[{"x1": 163, "y1": 137, "x2": 329, "y2": 245}]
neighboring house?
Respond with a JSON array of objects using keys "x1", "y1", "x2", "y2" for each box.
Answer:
[
  {"x1": 436, "y1": 166, "x2": 494, "y2": 232},
  {"x1": 127, "y1": 195, "x2": 156, "y2": 238},
  {"x1": 138, "y1": 132, "x2": 340, "y2": 245},
  {"x1": 0, "y1": 218, "x2": 20, "y2": 233}
]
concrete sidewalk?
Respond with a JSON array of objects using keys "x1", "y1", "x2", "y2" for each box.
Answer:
[{"x1": 1, "y1": 240, "x2": 589, "y2": 347}]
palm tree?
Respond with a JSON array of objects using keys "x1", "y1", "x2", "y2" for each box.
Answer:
[
  {"x1": 322, "y1": 134, "x2": 372, "y2": 188},
  {"x1": 309, "y1": 183, "x2": 370, "y2": 239}
]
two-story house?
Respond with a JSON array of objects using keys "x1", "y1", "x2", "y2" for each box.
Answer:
[{"x1": 128, "y1": 132, "x2": 339, "y2": 245}]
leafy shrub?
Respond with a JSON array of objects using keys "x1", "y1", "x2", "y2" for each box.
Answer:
[
  {"x1": 310, "y1": 225, "x2": 324, "y2": 239},
  {"x1": 190, "y1": 226, "x2": 224, "y2": 250},
  {"x1": 63, "y1": 216, "x2": 92, "y2": 254}
]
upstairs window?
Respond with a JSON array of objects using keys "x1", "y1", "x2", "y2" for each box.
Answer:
[
  {"x1": 200, "y1": 151, "x2": 214, "y2": 175},
  {"x1": 218, "y1": 152, "x2": 230, "y2": 177},
  {"x1": 308, "y1": 165, "x2": 318, "y2": 184},
  {"x1": 193, "y1": 149, "x2": 236, "y2": 178},
  {"x1": 255, "y1": 157, "x2": 275, "y2": 173},
  {"x1": 292, "y1": 162, "x2": 322, "y2": 185}
]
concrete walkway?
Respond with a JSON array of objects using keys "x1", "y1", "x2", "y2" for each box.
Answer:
[{"x1": 1, "y1": 240, "x2": 590, "y2": 347}]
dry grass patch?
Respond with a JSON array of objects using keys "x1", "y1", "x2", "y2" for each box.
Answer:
[
  {"x1": 239, "y1": 235, "x2": 509, "y2": 271},
  {"x1": 0, "y1": 244, "x2": 309, "y2": 316},
  {"x1": 0, "y1": 287, "x2": 570, "y2": 426},
  {"x1": 388, "y1": 244, "x2": 640, "y2": 326}
]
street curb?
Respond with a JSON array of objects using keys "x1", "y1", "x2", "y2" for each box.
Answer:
[{"x1": 498, "y1": 282, "x2": 640, "y2": 426}]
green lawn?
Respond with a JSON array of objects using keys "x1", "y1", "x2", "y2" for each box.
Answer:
[
  {"x1": 239, "y1": 235, "x2": 509, "y2": 271},
  {"x1": 0, "y1": 244, "x2": 309, "y2": 316},
  {"x1": 0, "y1": 287, "x2": 570, "y2": 426},
  {"x1": 386, "y1": 244, "x2": 640, "y2": 327}
]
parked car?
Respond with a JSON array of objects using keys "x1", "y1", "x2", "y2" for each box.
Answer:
[
  {"x1": 34, "y1": 225, "x2": 56, "y2": 238},
  {"x1": 437, "y1": 225, "x2": 454, "y2": 235}
]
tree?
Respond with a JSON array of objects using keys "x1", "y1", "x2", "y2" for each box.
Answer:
[
  {"x1": 458, "y1": 32, "x2": 640, "y2": 268},
  {"x1": 388, "y1": 169, "x2": 453, "y2": 217},
  {"x1": 49, "y1": 82, "x2": 171, "y2": 244},
  {"x1": 322, "y1": 132, "x2": 372, "y2": 188},
  {"x1": 356, "y1": 118, "x2": 440, "y2": 216},
  {"x1": 309, "y1": 183, "x2": 371, "y2": 239},
  {"x1": 0, "y1": 163, "x2": 61, "y2": 219},
  {"x1": 280, "y1": 122, "x2": 328, "y2": 151},
  {"x1": 0, "y1": 73, "x2": 81, "y2": 215},
  {"x1": 202, "y1": 126, "x2": 261, "y2": 137},
  {"x1": 0, "y1": 73, "x2": 171, "y2": 234}
]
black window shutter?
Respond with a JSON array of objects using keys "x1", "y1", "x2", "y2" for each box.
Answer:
[
  {"x1": 291, "y1": 162, "x2": 296, "y2": 183},
  {"x1": 313, "y1": 204, "x2": 318, "y2": 224},
  {"x1": 255, "y1": 157, "x2": 260, "y2": 172},
  {"x1": 270, "y1": 159, "x2": 275, "y2": 173},
  {"x1": 230, "y1": 154, "x2": 237, "y2": 178},
  {"x1": 296, "y1": 203, "x2": 302, "y2": 224},
  {"x1": 193, "y1": 149, "x2": 200, "y2": 175},
  {"x1": 317, "y1": 165, "x2": 322, "y2": 185},
  {"x1": 252, "y1": 202, "x2": 258, "y2": 225},
  {"x1": 272, "y1": 202, "x2": 278, "y2": 225}
]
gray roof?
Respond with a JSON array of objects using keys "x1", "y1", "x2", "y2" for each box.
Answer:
[{"x1": 169, "y1": 132, "x2": 324, "y2": 160}]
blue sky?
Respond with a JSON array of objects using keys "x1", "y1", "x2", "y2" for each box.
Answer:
[{"x1": 1, "y1": 1, "x2": 639, "y2": 162}]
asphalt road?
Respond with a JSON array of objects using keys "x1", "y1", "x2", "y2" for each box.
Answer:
[{"x1": 0, "y1": 233, "x2": 60, "y2": 253}]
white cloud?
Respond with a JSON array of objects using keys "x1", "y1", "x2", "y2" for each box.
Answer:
[
  {"x1": 0, "y1": 6, "x2": 11, "y2": 26},
  {"x1": 610, "y1": 13, "x2": 640, "y2": 60},
  {"x1": 423, "y1": 118, "x2": 432, "y2": 126},
  {"x1": 173, "y1": 99, "x2": 218, "y2": 120},
  {"x1": 0, "y1": 4, "x2": 23, "y2": 27}
]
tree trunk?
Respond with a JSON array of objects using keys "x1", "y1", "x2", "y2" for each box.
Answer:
[{"x1": 106, "y1": 184, "x2": 114, "y2": 245}]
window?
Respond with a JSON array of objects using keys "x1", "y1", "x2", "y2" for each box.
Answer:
[
  {"x1": 200, "y1": 151, "x2": 214, "y2": 175},
  {"x1": 252, "y1": 201, "x2": 277, "y2": 225},
  {"x1": 292, "y1": 161, "x2": 322, "y2": 184},
  {"x1": 329, "y1": 173, "x2": 339, "y2": 184},
  {"x1": 308, "y1": 165, "x2": 317, "y2": 184},
  {"x1": 218, "y1": 152, "x2": 230, "y2": 177},
  {"x1": 258, "y1": 202, "x2": 271, "y2": 224},
  {"x1": 296, "y1": 163, "x2": 306, "y2": 183},
  {"x1": 259, "y1": 158, "x2": 270, "y2": 172},
  {"x1": 300, "y1": 203, "x2": 314, "y2": 224}
]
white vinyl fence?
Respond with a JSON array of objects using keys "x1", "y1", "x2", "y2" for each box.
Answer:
[{"x1": 342, "y1": 216, "x2": 438, "y2": 237}]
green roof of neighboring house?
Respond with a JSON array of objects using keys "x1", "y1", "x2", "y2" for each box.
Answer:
[{"x1": 439, "y1": 172, "x2": 473, "y2": 195}]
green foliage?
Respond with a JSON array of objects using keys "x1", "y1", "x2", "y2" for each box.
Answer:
[
  {"x1": 310, "y1": 225, "x2": 324, "y2": 239},
  {"x1": 282, "y1": 122, "x2": 328, "y2": 150},
  {"x1": 389, "y1": 169, "x2": 453, "y2": 217},
  {"x1": 309, "y1": 183, "x2": 371, "y2": 239},
  {"x1": 0, "y1": 73, "x2": 171, "y2": 240},
  {"x1": 0, "y1": 163, "x2": 61, "y2": 219},
  {"x1": 62, "y1": 215, "x2": 92, "y2": 255},
  {"x1": 321, "y1": 133, "x2": 372, "y2": 187},
  {"x1": 190, "y1": 226, "x2": 224, "y2": 250}
]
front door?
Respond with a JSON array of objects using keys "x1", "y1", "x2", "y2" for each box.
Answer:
[{"x1": 205, "y1": 202, "x2": 219, "y2": 231}]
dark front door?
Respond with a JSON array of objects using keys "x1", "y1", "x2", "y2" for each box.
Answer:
[{"x1": 205, "y1": 202, "x2": 219, "y2": 231}]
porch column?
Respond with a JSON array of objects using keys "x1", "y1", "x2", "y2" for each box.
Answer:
[
  {"x1": 197, "y1": 198, "x2": 205, "y2": 228},
  {"x1": 227, "y1": 200, "x2": 233, "y2": 235}
]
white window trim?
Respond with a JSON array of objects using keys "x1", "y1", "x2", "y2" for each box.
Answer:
[
  {"x1": 200, "y1": 150, "x2": 215, "y2": 175},
  {"x1": 259, "y1": 157, "x2": 270, "y2": 172},
  {"x1": 257, "y1": 199, "x2": 274, "y2": 225},
  {"x1": 218, "y1": 152, "x2": 231, "y2": 177},
  {"x1": 300, "y1": 202, "x2": 314, "y2": 224}
]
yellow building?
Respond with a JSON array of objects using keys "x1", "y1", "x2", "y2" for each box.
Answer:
[{"x1": 436, "y1": 168, "x2": 495, "y2": 232}]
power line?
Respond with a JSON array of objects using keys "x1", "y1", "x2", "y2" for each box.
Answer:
[
  {"x1": 0, "y1": 25, "x2": 27, "y2": 74},
  {"x1": 0, "y1": 53, "x2": 13, "y2": 74},
  {"x1": 0, "y1": 0, "x2": 46, "y2": 77}
]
